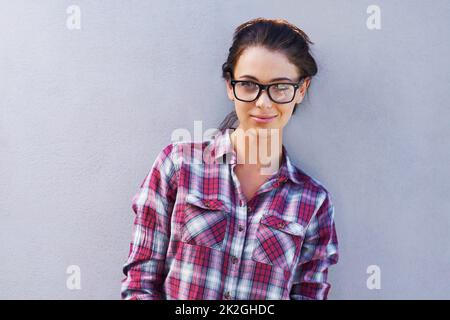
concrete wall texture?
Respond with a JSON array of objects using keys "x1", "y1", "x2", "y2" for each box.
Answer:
[{"x1": 1, "y1": 0, "x2": 449, "y2": 299}]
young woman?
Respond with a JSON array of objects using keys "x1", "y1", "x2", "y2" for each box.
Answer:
[{"x1": 121, "y1": 18, "x2": 339, "y2": 300}]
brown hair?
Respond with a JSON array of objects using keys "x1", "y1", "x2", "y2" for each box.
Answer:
[{"x1": 218, "y1": 18, "x2": 318, "y2": 132}]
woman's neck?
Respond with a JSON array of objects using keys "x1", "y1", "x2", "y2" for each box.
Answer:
[{"x1": 230, "y1": 126, "x2": 283, "y2": 175}]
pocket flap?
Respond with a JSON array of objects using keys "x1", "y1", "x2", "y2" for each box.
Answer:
[
  {"x1": 260, "y1": 214, "x2": 305, "y2": 237},
  {"x1": 185, "y1": 194, "x2": 230, "y2": 212}
]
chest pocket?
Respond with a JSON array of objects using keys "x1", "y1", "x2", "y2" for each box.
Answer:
[
  {"x1": 252, "y1": 213, "x2": 306, "y2": 270},
  {"x1": 181, "y1": 194, "x2": 230, "y2": 251}
]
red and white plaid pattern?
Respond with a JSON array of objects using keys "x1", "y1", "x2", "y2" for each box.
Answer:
[{"x1": 121, "y1": 129, "x2": 339, "y2": 300}]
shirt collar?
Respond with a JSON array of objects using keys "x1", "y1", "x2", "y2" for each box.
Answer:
[{"x1": 209, "y1": 128, "x2": 304, "y2": 186}]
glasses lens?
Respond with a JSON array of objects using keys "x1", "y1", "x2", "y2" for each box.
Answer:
[
  {"x1": 234, "y1": 81, "x2": 259, "y2": 101},
  {"x1": 269, "y1": 83, "x2": 296, "y2": 103}
]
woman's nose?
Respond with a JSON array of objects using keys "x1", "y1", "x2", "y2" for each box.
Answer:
[{"x1": 255, "y1": 89, "x2": 273, "y2": 109}]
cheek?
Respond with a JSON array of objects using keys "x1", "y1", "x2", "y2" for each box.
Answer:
[
  {"x1": 235, "y1": 102, "x2": 251, "y2": 117},
  {"x1": 278, "y1": 106, "x2": 294, "y2": 122}
]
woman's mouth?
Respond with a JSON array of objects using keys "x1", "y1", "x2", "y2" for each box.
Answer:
[{"x1": 250, "y1": 115, "x2": 278, "y2": 123}]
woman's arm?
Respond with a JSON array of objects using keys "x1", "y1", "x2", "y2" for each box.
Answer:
[
  {"x1": 289, "y1": 192, "x2": 339, "y2": 300},
  {"x1": 120, "y1": 143, "x2": 179, "y2": 300}
]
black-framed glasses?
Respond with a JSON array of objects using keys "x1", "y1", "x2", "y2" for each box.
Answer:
[{"x1": 230, "y1": 77, "x2": 306, "y2": 104}]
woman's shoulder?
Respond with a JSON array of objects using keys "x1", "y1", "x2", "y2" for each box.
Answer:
[
  {"x1": 288, "y1": 160, "x2": 333, "y2": 201},
  {"x1": 157, "y1": 137, "x2": 212, "y2": 167}
]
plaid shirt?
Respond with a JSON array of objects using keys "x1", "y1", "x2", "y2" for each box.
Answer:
[{"x1": 121, "y1": 129, "x2": 339, "y2": 300}]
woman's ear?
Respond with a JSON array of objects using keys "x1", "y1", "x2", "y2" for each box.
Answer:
[
  {"x1": 300, "y1": 78, "x2": 311, "y2": 96},
  {"x1": 295, "y1": 77, "x2": 311, "y2": 104},
  {"x1": 225, "y1": 79, "x2": 235, "y2": 101}
]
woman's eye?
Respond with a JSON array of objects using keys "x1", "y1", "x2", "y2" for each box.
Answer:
[
  {"x1": 275, "y1": 84, "x2": 289, "y2": 90},
  {"x1": 241, "y1": 81, "x2": 255, "y2": 88}
]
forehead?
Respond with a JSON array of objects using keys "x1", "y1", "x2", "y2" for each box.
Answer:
[{"x1": 234, "y1": 46, "x2": 300, "y2": 81}]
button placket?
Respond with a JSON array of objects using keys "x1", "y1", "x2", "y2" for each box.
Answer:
[{"x1": 273, "y1": 176, "x2": 287, "y2": 189}]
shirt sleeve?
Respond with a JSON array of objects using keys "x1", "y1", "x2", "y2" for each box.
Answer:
[
  {"x1": 120, "y1": 143, "x2": 179, "y2": 300},
  {"x1": 289, "y1": 191, "x2": 339, "y2": 300}
]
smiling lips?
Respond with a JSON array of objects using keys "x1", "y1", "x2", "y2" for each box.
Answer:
[{"x1": 250, "y1": 115, "x2": 278, "y2": 123}]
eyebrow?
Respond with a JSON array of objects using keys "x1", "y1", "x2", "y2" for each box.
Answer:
[{"x1": 237, "y1": 75, "x2": 296, "y2": 82}]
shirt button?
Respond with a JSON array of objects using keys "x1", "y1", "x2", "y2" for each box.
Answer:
[
  {"x1": 238, "y1": 224, "x2": 244, "y2": 232},
  {"x1": 231, "y1": 256, "x2": 238, "y2": 264},
  {"x1": 224, "y1": 291, "x2": 231, "y2": 299}
]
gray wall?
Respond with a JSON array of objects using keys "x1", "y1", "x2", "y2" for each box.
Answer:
[{"x1": 1, "y1": 0, "x2": 449, "y2": 299}]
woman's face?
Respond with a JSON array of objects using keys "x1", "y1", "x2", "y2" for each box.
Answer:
[{"x1": 226, "y1": 46, "x2": 310, "y2": 134}]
